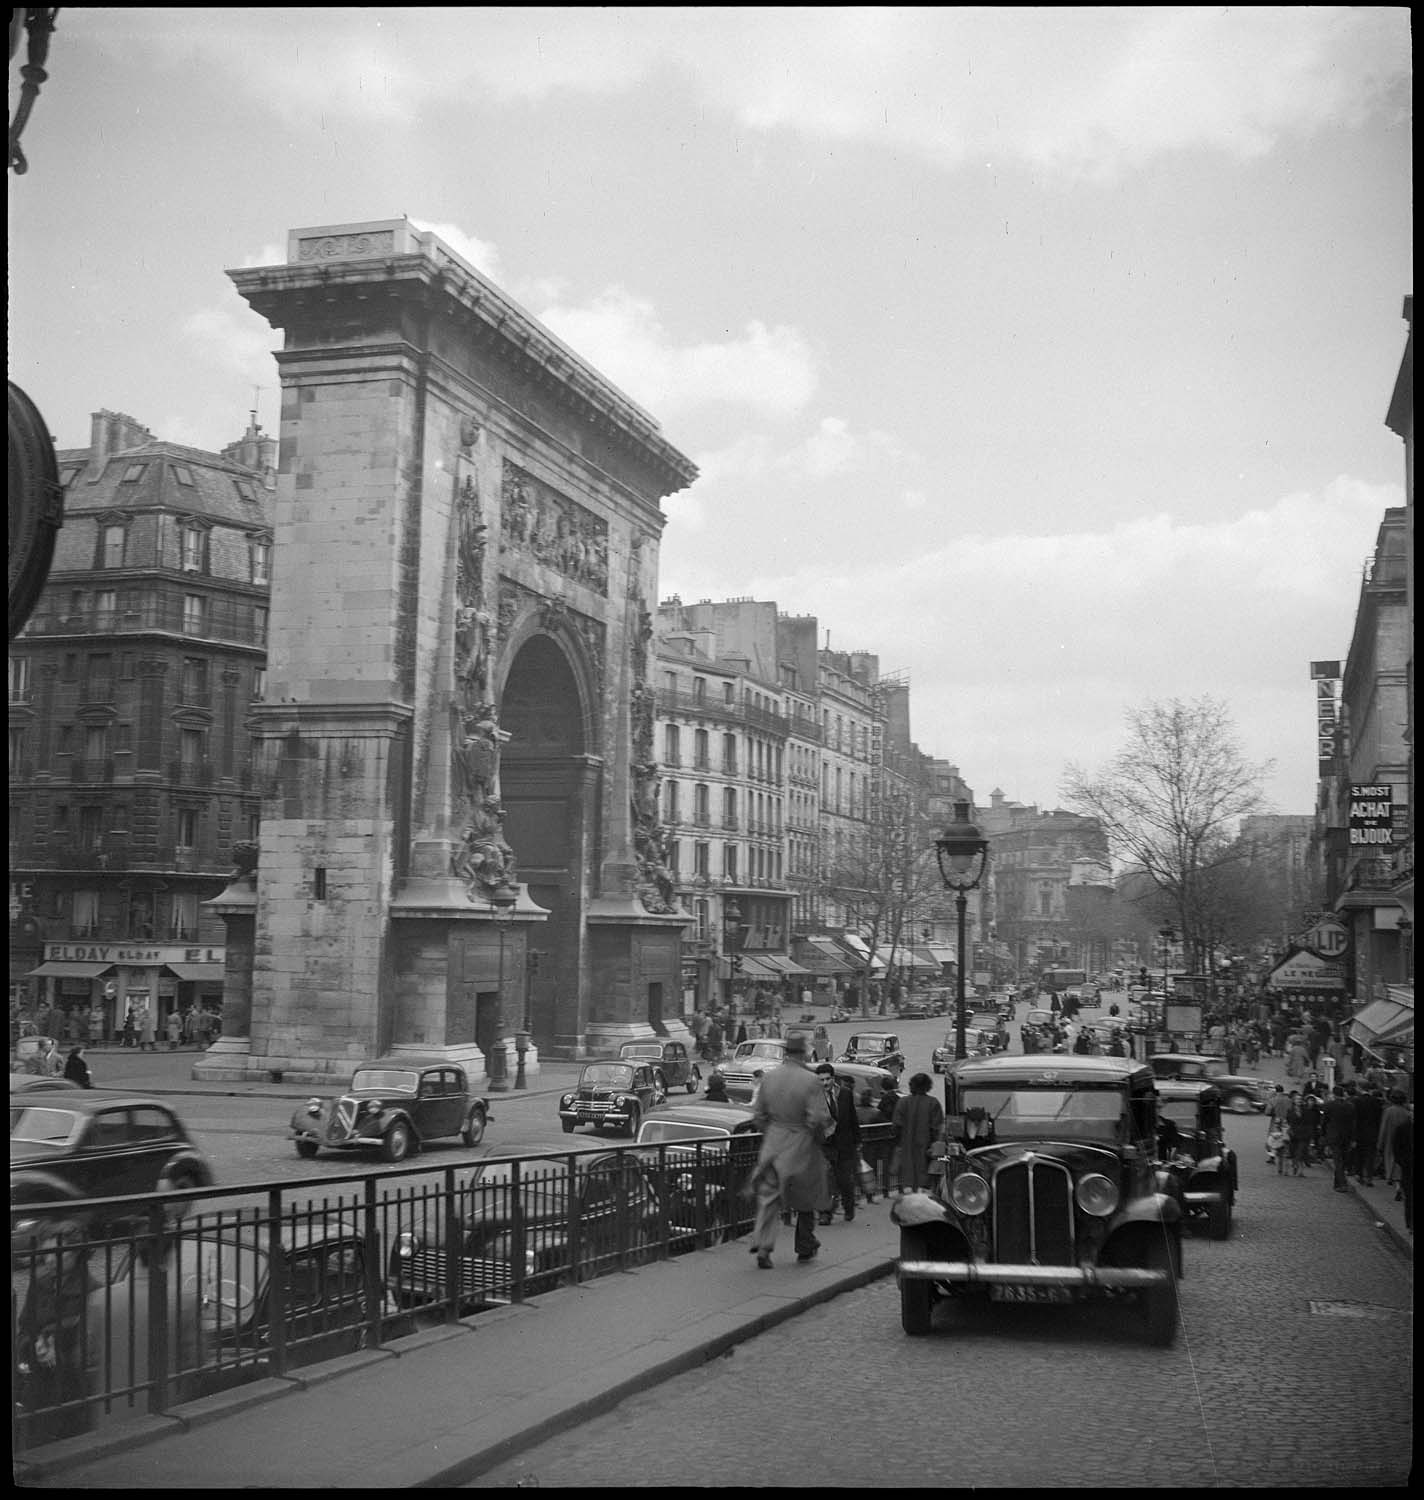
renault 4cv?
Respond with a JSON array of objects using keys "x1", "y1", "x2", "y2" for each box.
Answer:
[{"x1": 893, "y1": 1054, "x2": 1183, "y2": 1345}]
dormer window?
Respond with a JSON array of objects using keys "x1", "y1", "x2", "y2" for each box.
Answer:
[
  {"x1": 172, "y1": 463, "x2": 194, "y2": 486},
  {"x1": 121, "y1": 462, "x2": 147, "y2": 482}
]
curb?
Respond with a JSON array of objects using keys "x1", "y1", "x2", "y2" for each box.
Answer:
[{"x1": 1345, "y1": 1179, "x2": 1413, "y2": 1261}]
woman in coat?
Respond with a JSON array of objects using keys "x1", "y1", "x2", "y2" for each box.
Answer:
[
  {"x1": 892, "y1": 1073, "x2": 945, "y2": 1193},
  {"x1": 62, "y1": 1046, "x2": 93, "y2": 1089}
]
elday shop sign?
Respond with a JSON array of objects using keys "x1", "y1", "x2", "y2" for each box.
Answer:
[{"x1": 1348, "y1": 785, "x2": 1394, "y2": 848}]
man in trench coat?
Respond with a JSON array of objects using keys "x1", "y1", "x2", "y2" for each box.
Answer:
[{"x1": 749, "y1": 1031, "x2": 833, "y2": 1267}]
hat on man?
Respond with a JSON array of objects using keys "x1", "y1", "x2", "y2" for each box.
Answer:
[{"x1": 783, "y1": 1031, "x2": 810, "y2": 1057}]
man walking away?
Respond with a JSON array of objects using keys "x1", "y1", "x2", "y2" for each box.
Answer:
[
  {"x1": 1352, "y1": 1085, "x2": 1383, "y2": 1187},
  {"x1": 748, "y1": 1031, "x2": 832, "y2": 1269},
  {"x1": 1322, "y1": 1084, "x2": 1356, "y2": 1193}
]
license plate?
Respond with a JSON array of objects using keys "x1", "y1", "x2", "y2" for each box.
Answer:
[
  {"x1": 990, "y1": 1283, "x2": 1072, "y2": 1304},
  {"x1": 578, "y1": 1113, "x2": 593, "y2": 1123}
]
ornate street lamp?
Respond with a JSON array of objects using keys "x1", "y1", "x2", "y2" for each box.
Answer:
[
  {"x1": 935, "y1": 802, "x2": 989, "y2": 1062},
  {"x1": 486, "y1": 880, "x2": 518, "y2": 1091},
  {"x1": 722, "y1": 897, "x2": 744, "y2": 1022}
]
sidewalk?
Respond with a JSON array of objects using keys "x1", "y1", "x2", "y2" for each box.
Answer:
[
  {"x1": 1246, "y1": 1049, "x2": 1412, "y2": 1259},
  {"x1": 15, "y1": 1201, "x2": 899, "y2": 1488}
]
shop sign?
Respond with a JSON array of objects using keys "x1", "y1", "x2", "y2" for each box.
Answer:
[
  {"x1": 1348, "y1": 784, "x2": 1393, "y2": 848},
  {"x1": 44, "y1": 942, "x2": 226, "y2": 965}
]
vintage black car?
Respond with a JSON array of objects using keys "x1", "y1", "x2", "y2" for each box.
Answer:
[
  {"x1": 388, "y1": 1152, "x2": 662, "y2": 1309},
  {"x1": 289, "y1": 1057, "x2": 491, "y2": 1163},
  {"x1": 893, "y1": 1054, "x2": 1183, "y2": 1346},
  {"x1": 618, "y1": 1038, "x2": 702, "y2": 1094},
  {"x1": 1154, "y1": 1084, "x2": 1238, "y2": 1240},
  {"x1": 10, "y1": 1093, "x2": 215, "y2": 1228},
  {"x1": 1147, "y1": 1053, "x2": 1270, "y2": 1114},
  {"x1": 559, "y1": 1060, "x2": 662, "y2": 1135},
  {"x1": 635, "y1": 1103, "x2": 761, "y2": 1245},
  {"x1": 840, "y1": 1032, "x2": 906, "y2": 1076}
]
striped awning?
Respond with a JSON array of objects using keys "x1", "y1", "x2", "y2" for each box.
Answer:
[{"x1": 26, "y1": 961, "x2": 114, "y2": 979}]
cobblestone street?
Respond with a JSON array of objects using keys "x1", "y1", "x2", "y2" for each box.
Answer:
[{"x1": 476, "y1": 1114, "x2": 1412, "y2": 1487}]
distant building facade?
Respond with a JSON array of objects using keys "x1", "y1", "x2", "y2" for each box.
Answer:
[{"x1": 8, "y1": 409, "x2": 275, "y2": 1038}]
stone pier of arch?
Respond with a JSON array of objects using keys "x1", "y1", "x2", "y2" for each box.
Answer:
[{"x1": 196, "y1": 219, "x2": 696, "y2": 1086}]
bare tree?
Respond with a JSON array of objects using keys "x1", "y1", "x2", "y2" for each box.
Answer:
[{"x1": 1063, "y1": 697, "x2": 1273, "y2": 968}]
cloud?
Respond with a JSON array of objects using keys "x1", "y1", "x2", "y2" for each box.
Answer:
[
  {"x1": 536, "y1": 287, "x2": 817, "y2": 417},
  {"x1": 98, "y1": 10, "x2": 1410, "y2": 178},
  {"x1": 409, "y1": 220, "x2": 503, "y2": 283},
  {"x1": 180, "y1": 290, "x2": 283, "y2": 387}
]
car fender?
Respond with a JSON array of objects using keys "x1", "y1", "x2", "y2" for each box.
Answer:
[
  {"x1": 890, "y1": 1191, "x2": 949, "y2": 1228},
  {"x1": 1116, "y1": 1190, "x2": 1182, "y2": 1229},
  {"x1": 157, "y1": 1148, "x2": 215, "y2": 1189},
  {"x1": 382, "y1": 1107, "x2": 420, "y2": 1145},
  {"x1": 10, "y1": 1169, "x2": 86, "y2": 1207}
]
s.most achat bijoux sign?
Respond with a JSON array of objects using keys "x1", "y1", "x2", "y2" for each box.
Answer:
[{"x1": 1348, "y1": 784, "x2": 1394, "y2": 848}]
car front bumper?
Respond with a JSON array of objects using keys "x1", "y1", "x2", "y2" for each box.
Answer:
[{"x1": 897, "y1": 1259, "x2": 1171, "y2": 1291}]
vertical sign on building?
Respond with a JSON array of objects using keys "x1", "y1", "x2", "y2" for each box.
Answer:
[{"x1": 1310, "y1": 661, "x2": 1340, "y2": 776}]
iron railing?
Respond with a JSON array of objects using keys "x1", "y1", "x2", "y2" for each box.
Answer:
[{"x1": 12, "y1": 1126, "x2": 896, "y2": 1452}]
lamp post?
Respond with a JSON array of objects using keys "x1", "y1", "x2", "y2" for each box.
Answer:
[
  {"x1": 1159, "y1": 926, "x2": 1176, "y2": 1001},
  {"x1": 722, "y1": 897, "x2": 743, "y2": 1027},
  {"x1": 486, "y1": 881, "x2": 518, "y2": 1092},
  {"x1": 935, "y1": 802, "x2": 990, "y2": 1062}
]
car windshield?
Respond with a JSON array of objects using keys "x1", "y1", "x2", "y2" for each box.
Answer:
[
  {"x1": 581, "y1": 1063, "x2": 637, "y2": 1087},
  {"x1": 733, "y1": 1042, "x2": 782, "y2": 1062},
  {"x1": 1158, "y1": 1101, "x2": 1201, "y2": 1130},
  {"x1": 638, "y1": 1120, "x2": 732, "y2": 1144},
  {"x1": 181, "y1": 1237, "x2": 266, "y2": 1329},
  {"x1": 850, "y1": 1035, "x2": 893, "y2": 1050},
  {"x1": 620, "y1": 1044, "x2": 661, "y2": 1058},
  {"x1": 9, "y1": 1105, "x2": 82, "y2": 1144},
  {"x1": 350, "y1": 1069, "x2": 418, "y2": 1094},
  {"x1": 1203, "y1": 1060, "x2": 1229, "y2": 1079},
  {"x1": 960, "y1": 1085, "x2": 1129, "y2": 1144}
]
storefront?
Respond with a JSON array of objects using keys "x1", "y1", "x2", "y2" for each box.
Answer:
[{"x1": 26, "y1": 941, "x2": 225, "y2": 1042}]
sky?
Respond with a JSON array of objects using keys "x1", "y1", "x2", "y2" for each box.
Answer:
[{"x1": 7, "y1": 8, "x2": 1412, "y2": 817}]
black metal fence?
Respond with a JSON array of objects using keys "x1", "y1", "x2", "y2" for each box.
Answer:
[{"x1": 12, "y1": 1125, "x2": 896, "y2": 1453}]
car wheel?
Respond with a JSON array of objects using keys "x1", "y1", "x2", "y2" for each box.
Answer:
[
  {"x1": 561, "y1": 1119, "x2": 575, "y2": 1134},
  {"x1": 687, "y1": 1067, "x2": 701, "y2": 1094},
  {"x1": 295, "y1": 1139, "x2": 319, "y2": 1160},
  {"x1": 1139, "y1": 1238, "x2": 1179, "y2": 1346},
  {"x1": 462, "y1": 1108, "x2": 486, "y2": 1147},
  {"x1": 653, "y1": 1073, "x2": 669, "y2": 1106},
  {"x1": 1206, "y1": 1197, "x2": 1232, "y2": 1241},
  {"x1": 899, "y1": 1230, "x2": 935, "y2": 1336},
  {"x1": 625, "y1": 1106, "x2": 641, "y2": 1138},
  {"x1": 1225, "y1": 1090, "x2": 1253, "y2": 1115},
  {"x1": 381, "y1": 1122, "x2": 412, "y2": 1163}
]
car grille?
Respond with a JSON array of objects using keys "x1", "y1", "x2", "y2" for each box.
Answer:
[
  {"x1": 329, "y1": 1099, "x2": 362, "y2": 1140},
  {"x1": 401, "y1": 1249, "x2": 514, "y2": 1297},
  {"x1": 993, "y1": 1157, "x2": 1075, "y2": 1266},
  {"x1": 575, "y1": 1090, "x2": 618, "y2": 1117}
]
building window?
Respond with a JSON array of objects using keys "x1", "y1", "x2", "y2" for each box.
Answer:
[
  {"x1": 1040, "y1": 888, "x2": 1052, "y2": 917},
  {"x1": 695, "y1": 898, "x2": 710, "y2": 941},
  {"x1": 253, "y1": 606, "x2": 268, "y2": 644},
  {"x1": 94, "y1": 590, "x2": 117, "y2": 630},
  {"x1": 72, "y1": 889, "x2": 101, "y2": 937},
  {"x1": 113, "y1": 723, "x2": 133, "y2": 753},
  {"x1": 169, "y1": 891, "x2": 199, "y2": 940},
  {"x1": 53, "y1": 804, "x2": 69, "y2": 832},
  {"x1": 176, "y1": 806, "x2": 199, "y2": 848},
  {"x1": 84, "y1": 724, "x2": 108, "y2": 763},
  {"x1": 121, "y1": 462, "x2": 147, "y2": 482},
  {"x1": 694, "y1": 783, "x2": 710, "y2": 825},
  {"x1": 663, "y1": 724, "x2": 680, "y2": 766},
  {"x1": 61, "y1": 652, "x2": 78, "y2": 681},
  {"x1": 79, "y1": 804, "x2": 104, "y2": 850},
  {"x1": 127, "y1": 890, "x2": 156, "y2": 940},
  {"x1": 101, "y1": 524, "x2": 127, "y2": 568},
  {"x1": 250, "y1": 539, "x2": 271, "y2": 585},
  {"x1": 723, "y1": 733, "x2": 737, "y2": 773},
  {"x1": 694, "y1": 728, "x2": 709, "y2": 769},
  {"x1": 693, "y1": 677, "x2": 706, "y2": 703},
  {"x1": 180, "y1": 727, "x2": 206, "y2": 769},
  {"x1": 233, "y1": 479, "x2": 257, "y2": 503},
  {"x1": 8, "y1": 725, "x2": 26, "y2": 774},
  {"x1": 725, "y1": 844, "x2": 738, "y2": 882},
  {"x1": 180, "y1": 657, "x2": 209, "y2": 705},
  {"x1": 172, "y1": 463, "x2": 194, "y2": 486},
  {"x1": 313, "y1": 867, "x2": 328, "y2": 900},
  {"x1": 723, "y1": 682, "x2": 734, "y2": 705},
  {"x1": 84, "y1": 654, "x2": 114, "y2": 702},
  {"x1": 182, "y1": 594, "x2": 207, "y2": 635},
  {"x1": 667, "y1": 840, "x2": 680, "y2": 875},
  {"x1": 8, "y1": 656, "x2": 31, "y2": 703},
  {"x1": 694, "y1": 842, "x2": 710, "y2": 877},
  {"x1": 664, "y1": 780, "x2": 679, "y2": 822},
  {"x1": 180, "y1": 526, "x2": 207, "y2": 573},
  {"x1": 723, "y1": 787, "x2": 737, "y2": 828},
  {"x1": 252, "y1": 667, "x2": 266, "y2": 700}
]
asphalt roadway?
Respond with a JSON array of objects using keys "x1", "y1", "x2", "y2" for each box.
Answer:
[{"x1": 12, "y1": 1042, "x2": 1412, "y2": 1489}]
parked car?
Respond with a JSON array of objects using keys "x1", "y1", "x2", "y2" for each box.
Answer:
[
  {"x1": 1146, "y1": 1053, "x2": 1270, "y2": 1114},
  {"x1": 782, "y1": 1022, "x2": 833, "y2": 1062},
  {"x1": 840, "y1": 1032, "x2": 906, "y2": 1076},
  {"x1": 10, "y1": 1035, "x2": 60, "y2": 1075},
  {"x1": 290, "y1": 1057, "x2": 491, "y2": 1163},
  {"x1": 388, "y1": 1152, "x2": 662, "y2": 1309},
  {"x1": 618, "y1": 1039, "x2": 702, "y2": 1094},
  {"x1": 896, "y1": 1003, "x2": 931, "y2": 1021},
  {"x1": 893, "y1": 1053, "x2": 1183, "y2": 1346},
  {"x1": 968, "y1": 1012, "x2": 1009, "y2": 1049},
  {"x1": 559, "y1": 1059, "x2": 662, "y2": 1135},
  {"x1": 710, "y1": 1038, "x2": 793, "y2": 1101},
  {"x1": 10, "y1": 1093, "x2": 215, "y2": 1230},
  {"x1": 634, "y1": 1103, "x2": 761, "y2": 1246},
  {"x1": 1153, "y1": 1085, "x2": 1237, "y2": 1240},
  {"x1": 828, "y1": 1007, "x2": 851, "y2": 1023},
  {"x1": 8, "y1": 1075, "x2": 82, "y2": 1094}
]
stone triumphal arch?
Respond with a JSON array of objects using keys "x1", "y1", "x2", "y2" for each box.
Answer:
[{"x1": 198, "y1": 219, "x2": 695, "y2": 1084}]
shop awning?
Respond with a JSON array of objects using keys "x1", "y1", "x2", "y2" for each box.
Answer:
[
  {"x1": 925, "y1": 944, "x2": 958, "y2": 966},
  {"x1": 1348, "y1": 996, "x2": 1414, "y2": 1052},
  {"x1": 165, "y1": 963, "x2": 225, "y2": 983},
  {"x1": 794, "y1": 938, "x2": 855, "y2": 975},
  {"x1": 26, "y1": 961, "x2": 114, "y2": 979},
  {"x1": 739, "y1": 955, "x2": 783, "y2": 980},
  {"x1": 756, "y1": 954, "x2": 812, "y2": 977},
  {"x1": 900, "y1": 948, "x2": 941, "y2": 971},
  {"x1": 838, "y1": 935, "x2": 887, "y2": 974}
]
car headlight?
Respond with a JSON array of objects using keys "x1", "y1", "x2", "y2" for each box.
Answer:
[
  {"x1": 560, "y1": 1094, "x2": 574, "y2": 1108},
  {"x1": 394, "y1": 1230, "x2": 419, "y2": 1259},
  {"x1": 949, "y1": 1173, "x2": 991, "y2": 1215},
  {"x1": 362, "y1": 1099, "x2": 383, "y2": 1115},
  {"x1": 1075, "y1": 1173, "x2": 1120, "y2": 1217},
  {"x1": 305, "y1": 1099, "x2": 321, "y2": 1117}
]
